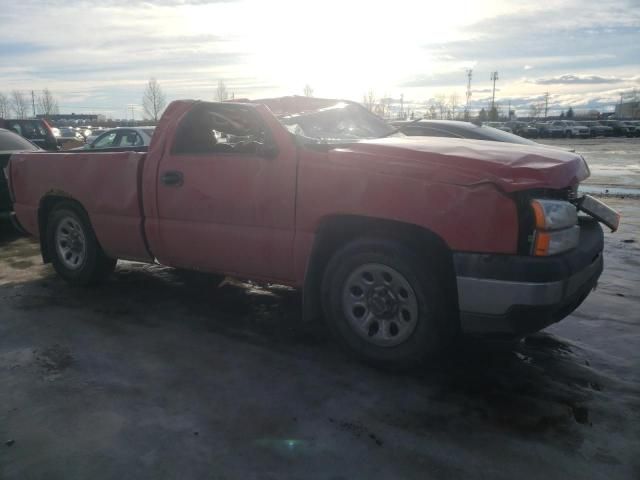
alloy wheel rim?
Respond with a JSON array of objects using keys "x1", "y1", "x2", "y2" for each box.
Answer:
[
  {"x1": 342, "y1": 263, "x2": 419, "y2": 347},
  {"x1": 55, "y1": 216, "x2": 87, "y2": 270}
]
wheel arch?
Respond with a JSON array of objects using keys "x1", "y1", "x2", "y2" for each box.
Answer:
[
  {"x1": 302, "y1": 214, "x2": 458, "y2": 323},
  {"x1": 38, "y1": 191, "x2": 84, "y2": 263}
]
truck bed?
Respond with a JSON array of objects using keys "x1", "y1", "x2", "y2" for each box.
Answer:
[{"x1": 9, "y1": 150, "x2": 152, "y2": 262}]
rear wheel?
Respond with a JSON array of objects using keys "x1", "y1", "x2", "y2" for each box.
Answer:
[
  {"x1": 321, "y1": 238, "x2": 455, "y2": 369},
  {"x1": 47, "y1": 201, "x2": 116, "y2": 285}
]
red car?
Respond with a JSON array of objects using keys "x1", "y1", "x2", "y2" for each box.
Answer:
[{"x1": 6, "y1": 97, "x2": 620, "y2": 367}]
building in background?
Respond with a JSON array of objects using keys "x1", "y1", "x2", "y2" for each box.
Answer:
[
  {"x1": 615, "y1": 101, "x2": 640, "y2": 119},
  {"x1": 36, "y1": 113, "x2": 102, "y2": 125}
]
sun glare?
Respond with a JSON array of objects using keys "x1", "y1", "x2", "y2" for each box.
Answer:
[{"x1": 178, "y1": 0, "x2": 513, "y2": 98}]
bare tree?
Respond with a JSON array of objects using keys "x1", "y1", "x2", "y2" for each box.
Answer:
[
  {"x1": 142, "y1": 78, "x2": 167, "y2": 122},
  {"x1": 37, "y1": 88, "x2": 59, "y2": 117},
  {"x1": 434, "y1": 94, "x2": 447, "y2": 119},
  {"x1": 448, "y1": 93, "x2": 459, "y2": 120},
  {"x1": 528, "y1": 103, "x2": 541, "y2": 119},
  {"x1": 363, "y1": 89, "x2": 376, "y2": 112},
  {"x1": 428, "y1": 104, "x2": 437, "y2": 119},
  {"x1": 303, "y1": 84, "x2": 314, "y2": 97},
  {"x1": 0, "y1": 92, "x2": 9, "y2": 118},
  {"x1": 11, "y1": 90, "x2": 29, "y2": 119},
  {"x1": 375, "y1": 94, "x2": 392, "y2": 118},
  {"x1": 215, "y1": 80, "x2": 229, "y2": 102}
]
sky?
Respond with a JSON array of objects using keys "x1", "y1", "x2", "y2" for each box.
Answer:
[{"x1": 0, "y1": 0, "x2": 638, "y2": 119}]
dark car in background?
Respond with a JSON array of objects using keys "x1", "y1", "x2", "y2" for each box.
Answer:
[
  {"x1": 534, "y1": 122, "x2": 565, "y2": 138},
  {"x1": 577, "y1": 121, "x2": 614, "y2": 137},
  {"x1": 600, "y1": 120, "x2": 635, "y2": 137},
  {"x1": 53, "y1": 127, "x2": 85, "y2": 149},
  {"x1": 0, "y1": 128, "x2": 41, "y2": 217},
  {"x1": 0, "y1": 118, "x2": 58, "y2": 151},
  {"x1": 392, "y1": 120, "x2": 540, "y2": 145},
  {"x1": 505, "y1": 121, "x2": 539, "y2": 138}
]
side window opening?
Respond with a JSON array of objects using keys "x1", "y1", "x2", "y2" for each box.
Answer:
[
  {"x1": 94, "y1": 132, "x2": 117, "y2": 148},
  {"x1": 173, "y1": 103, "x2": 269, "y2": 155},
  {"x1": 118, "y1": 131, "x2": 140, "y2": 147},
  {"x1": 8, "y1": 123, "x2": 22, "y2": 136}
]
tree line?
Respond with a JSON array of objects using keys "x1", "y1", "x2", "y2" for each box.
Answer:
[{"x1": 0, "y1": 89, "x2": 59, "y2": 119}]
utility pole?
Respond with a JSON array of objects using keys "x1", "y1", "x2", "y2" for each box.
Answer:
[
  {"x1": 543, "y1": 92, "x2": 549, "y2": 119},
  {"x1": 126, "y1": 104, "x2": 136, "y2": 125},
  {"x1": 490, "y1": 71, "x2": 499, "y2": 110},
  {"x1": 465, "y1": 69, "x2": 473, "y2": 119},
  {"x1": 618, "y1": 92, "x2": 624, "y2": 117},
  {"x1": 31, "y1": 90, "x2": 36, "y2": 117}
]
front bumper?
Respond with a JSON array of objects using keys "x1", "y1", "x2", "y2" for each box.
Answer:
[{"x1": 454, "y1": 218, "x2": 603, "y2": 337}]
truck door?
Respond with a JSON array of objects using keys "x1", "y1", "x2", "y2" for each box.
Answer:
[{"x1": 151, "y1": 102, "x2": 297, "y2": 282}]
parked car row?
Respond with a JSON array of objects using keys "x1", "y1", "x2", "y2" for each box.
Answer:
[
  {"x1": 0, "y1": 118, "x2": 156, "y2": 151},
  {"x1": 481, "y1": 119, "x2": 638, "y2": 139}
]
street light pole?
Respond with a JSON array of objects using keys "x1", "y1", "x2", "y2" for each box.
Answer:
[
  {"x1": 490, "y1": 71, "x2": 499, "y2": 110},
  {"x1": 465, "y1": 69, "x2": 473, "y2": 119}
]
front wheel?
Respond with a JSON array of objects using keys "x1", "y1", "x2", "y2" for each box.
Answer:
[
  {"x1": 321, "y1": 238, "x2": 455, "y2": 369},
  {"x1": 47, "y1": 201, "x2": 116, "y2": 286}
]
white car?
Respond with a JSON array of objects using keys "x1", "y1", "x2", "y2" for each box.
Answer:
[
  {"x1": 78, "y1": 127, "x2": 155, "y2": 150},
  {"x1": 551, "y1": 120, "x2": 590, "y2": 138}
]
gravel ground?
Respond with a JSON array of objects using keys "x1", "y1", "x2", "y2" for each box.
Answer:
[{"x1": 0, "y1": 140, "x2": 639, "y2": 479}]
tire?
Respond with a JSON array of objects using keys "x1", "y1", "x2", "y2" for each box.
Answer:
[
  {"x1": 321, "y1": 237, "x2": 455, "y2": 369},
  {"x1": 46, "y1": 201, "x2": 116, "y2": 286}
]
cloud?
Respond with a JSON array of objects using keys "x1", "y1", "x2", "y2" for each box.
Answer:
[
  {"x1": 0, "y1": 0, "x2": 638, "y2": 117},
  {"x1": 0, "y1": 41, "x2": 49, "y2": 57},
  {"x1": 529, "y1": 74, "x2": 626, "y2": 85},
  {"x1": 421, "y1": 2, "x2": 640, "y2": 82},
  {"x1": 399, "y1": 72, "x2": 470, "y2": 88}
]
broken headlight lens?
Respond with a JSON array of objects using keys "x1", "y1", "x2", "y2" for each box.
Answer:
[{"x1": 530, "y1": 199, "x2": 579, "y2": 256}]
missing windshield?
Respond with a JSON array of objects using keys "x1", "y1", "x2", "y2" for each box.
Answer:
[{"x1": 279, "y1": 101, "x2": 396, "y2": 144}]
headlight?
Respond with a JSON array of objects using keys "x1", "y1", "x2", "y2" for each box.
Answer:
[
  {"x1": 530, "y1": 199, "x2": 579, "y2": 256},
  {"x1": 533, "y1": 226, "x2": 580, "y2": 256},
  {"x1": 531, "y1": 199, "x2": 577, "y2": 230}
]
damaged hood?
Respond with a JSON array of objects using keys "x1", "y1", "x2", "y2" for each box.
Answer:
[{"x1": 328, "y1": 136, "x2": 590, "y2": 192}]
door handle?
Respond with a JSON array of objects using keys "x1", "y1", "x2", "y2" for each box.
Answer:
[{"x1": 160, "y1": 170, "x2": 183, "y2": 186}]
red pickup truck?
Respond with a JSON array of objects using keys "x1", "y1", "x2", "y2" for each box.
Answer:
[{"x1": 6, "y1": 97, "x2": 620, "y2": 367}]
